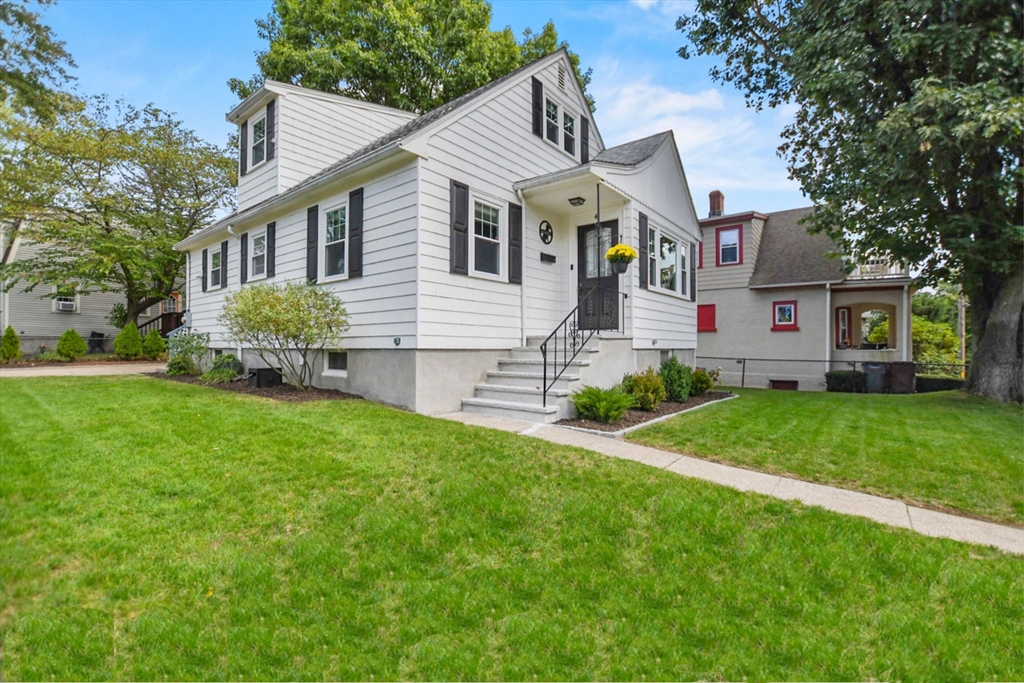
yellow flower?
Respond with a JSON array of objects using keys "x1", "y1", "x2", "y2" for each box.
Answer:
[{"x1": 605, "y1": 243, "x2": 638, "y2": 263}]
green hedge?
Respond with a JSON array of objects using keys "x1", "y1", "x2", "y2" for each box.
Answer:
[
  {"x1": 825, "y1": 370, "x2": 866, "y2": 393},
  {"x1": 916, "y1": 375, "x2": 965, "y2": 393}
]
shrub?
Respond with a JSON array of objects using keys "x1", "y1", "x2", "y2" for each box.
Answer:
[
  {"x1": 39, "y1": 350, "x2": 71, "y2": 362},
  {"x1": 106, "y1": 303, "x2": 127, "y2": 329},
  {"x1": 142, "y1": 329, "x2": 166, "y2": 360},
  {"x1": 0, "y1": 326, "x2": 22, "y2": 363},
  {"x1": 659, "y1": 356, "x2": 692, "y2": 402},
  {"x1": 572, "y1": 385, "x2": 635, "y2": 423},
  {"x1": 691, "y1": 369, "x2": 714, "y2": 396},
  {"x1": 56, "y1": 329, "x2": 88, "y2": 360},
  {"x1": 211, "y1": 353, "x2": 241, "y2": 373},
  {"x1": 916, "y1": 375, "x2": 965, "y2": 393},
  {"x1": 200, "y1": 367, "x2": 238, "y2": 385},
  {"x1": 113, "y1": 323, "x2": 143, "y2": 360},
  {"x1": 168, "y1": 331, "x2": 210, "y2": 376},
  {"x1": 166, "y1": 354, "x2": 193, "y2": 376},
  {"x1": 220, "y1": 282, "x2": 349, "y2": 390},
  {"x1": 825, "y1": 370, "x2": 866, "y2": 393},
  {"x1": 620, "y1": 372, "x2": 636, "y2": 394},
  {"x1": 628, "y1": 366, "x2": 667, "y2": 411}
]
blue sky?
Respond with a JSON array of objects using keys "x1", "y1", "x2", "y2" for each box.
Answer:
[{"x1": 43, "y1": 0, "x2": 807, "y2": 214}]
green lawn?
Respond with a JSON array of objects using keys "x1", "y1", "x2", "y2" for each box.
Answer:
[
  {"x1": 1, "y1": 377, "x2": 1021, "y2": 681},
  {"x1": 629, "y1": 388, "x2": 1024, "y2": 524}
]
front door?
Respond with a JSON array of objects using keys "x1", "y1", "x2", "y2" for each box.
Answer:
[{"x1": 577, "y1": 220, "x2": 619, "y2": 330}]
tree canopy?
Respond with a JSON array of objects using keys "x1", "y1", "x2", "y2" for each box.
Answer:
[
  {"x1": 0, "y1": 0, "x2": 74, "y2": 120},
  {"x1": 678, "y1": 0, "x2": 1022, "y2": 401},
  {"x1": 229, "y1": 0, "x2": 593, "y2": 113},
  {"x1": 0, "y1": 100, "x2": 237, "y2": 325}
]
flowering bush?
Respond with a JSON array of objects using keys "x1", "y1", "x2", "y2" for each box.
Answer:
[{"x1": 605, "y1": 243, "x2": 638, "y2": 263}]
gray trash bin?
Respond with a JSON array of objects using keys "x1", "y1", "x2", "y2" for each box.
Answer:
[{"x1": 863, "y1": 362, "x2": 888, "y2": 393}]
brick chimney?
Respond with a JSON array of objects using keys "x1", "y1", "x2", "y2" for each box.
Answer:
[{"x1": 709, "y1": 190, "x2": 724, "y2": 218}]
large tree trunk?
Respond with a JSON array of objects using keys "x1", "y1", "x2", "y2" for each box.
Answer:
[{"x1": 964, "y1": 263, "x2": 1023, "y2": 403}]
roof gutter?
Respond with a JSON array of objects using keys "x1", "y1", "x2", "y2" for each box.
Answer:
[
  {"x1": 513, "y1": 164, "x2": 598, "y2": 192},
  {"x1": 175, "y1": 140, "x2": 404, "y2": 251},
  {"x1": 749, "y1": 279, "x2": 843, "y2": 289}
]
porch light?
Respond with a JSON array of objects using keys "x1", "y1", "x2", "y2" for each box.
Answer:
[{"x1": 568, "y1": 196, "x2": 585, "y2": 207}]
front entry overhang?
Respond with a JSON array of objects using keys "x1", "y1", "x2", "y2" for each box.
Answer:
[{"x1": 513, "y1": 164, "x2": 630, "y2": 216}]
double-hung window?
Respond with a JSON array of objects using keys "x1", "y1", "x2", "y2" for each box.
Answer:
[
  {"x1": 472, "y1": 200, "x2": 501, "y2": 277},
  {"x1": 210, "y1": 250, "x2": 222, "y2": 287},
  {"x1": 563, "y1": 112, "x2": 575, "y2": 155},
  {"x1": 718, "y1": 227, "x2": 740, "y2": 265},
  {"x1": 251, "y1": 114, "x2": 267, "y2": 167},
  {"x1": 545, "y1": 99, "x2": 559, "y2": 143},
  {"x1": 648, "y1": 223, "x2": 691, "y2": 297},
  {"x1": 251, "y1": 231, "x2": 267, "y2": 278},
  {"x1": 324, "y1": 205, "x2": 347, "y2": 278}
]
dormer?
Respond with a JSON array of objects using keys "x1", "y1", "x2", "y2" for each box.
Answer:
[{"x1": 228, "y1": 81, "x2": 418, "y2": 212}]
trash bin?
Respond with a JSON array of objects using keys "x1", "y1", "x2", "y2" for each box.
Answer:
[
  {"x1": 863, "y1": 362, "x2": 888, "y2": 393},
  {"x1": 889, "y1": 361, "x2": 916, "y2": 394}
]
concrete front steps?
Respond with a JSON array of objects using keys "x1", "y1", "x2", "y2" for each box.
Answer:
[{"x1": 460, "y1": 342, "x2": 598, "y2": 423}]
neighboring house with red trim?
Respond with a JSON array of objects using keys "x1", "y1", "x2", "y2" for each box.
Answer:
[{"x1": 695, "y1": 191, "x2": 913, "y2": 389}]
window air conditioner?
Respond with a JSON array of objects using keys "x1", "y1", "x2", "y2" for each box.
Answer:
[{"x1": 57, "y1": 300, "x2": 76, "y2": 312}]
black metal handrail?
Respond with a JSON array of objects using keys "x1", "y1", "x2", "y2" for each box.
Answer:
[
  {"x1": 539, "y1": 285, "x2": 627, "y2": 406},
  {"x1": 138, "y1": 311, "x2": 184, "y2": 338}
]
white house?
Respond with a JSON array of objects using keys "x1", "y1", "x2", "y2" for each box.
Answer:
[{"x1": 175, "y1": 50, "x2": 701, "y2": 421}]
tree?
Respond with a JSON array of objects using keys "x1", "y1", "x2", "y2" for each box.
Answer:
[
  {"x1": 870, "y1": 315, "x2": 960, "y2": 365},
  {"x1": 229, "y1": 0, "x2": 593, "y2": 113},
  {"x1": 0, "y1": 98, "x2": 237, "y2": 325},
  {"x1": 0, "y1": 0, "x2": 74, "y2": 120},
  {"x1": 220, "y1": 282, "x2": 350, "y2": 390},
  {"x1": 678, "y1": 0, "x2": 1022, "y2": 402}
]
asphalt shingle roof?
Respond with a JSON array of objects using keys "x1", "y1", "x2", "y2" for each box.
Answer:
[
  {"x1": 593, "y1": 131, "x2": 670, "y2": 166},
  {"x1": 747, "y1": 206, "x2": 846, "y2": 287}
]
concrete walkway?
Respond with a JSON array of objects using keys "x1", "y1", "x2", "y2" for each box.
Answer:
[
  {"x1": 440, "y1": 412, "x2": 1024, "y2": 556},
  {"x1": 0, "y1": 362, "x2": 166, "y2": 378}
]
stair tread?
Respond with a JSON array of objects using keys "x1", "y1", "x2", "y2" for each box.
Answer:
[
  {"x1": 461, "y1": 398, "x2": 559, "y2": 414},
  {"x1": 475, "y1": 384, "x2": 571, "y2": 396},
  {"x1": 487, "y1": 370, "x2": 581, "y2": 380},
  {"x1": 499, "y1": 357, "x2": 590, "y2": 366}
]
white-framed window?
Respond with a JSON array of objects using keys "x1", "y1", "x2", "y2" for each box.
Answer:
[
  {"x1": 164, "y1": 295, "x2": 177, "y2": 313},
  {"x1": 545, "y1": 99, "x2": 559, "y2": 143},
  {"x1": 563, "y1": 112, "x2": 575, "y2": 156},
  {"x1": 250, "y1": 230, "x2": 267, "y2": 279},
  {"x1": 472, "y1": 199, "x2": 502, "y2": 277},
  {"x1": 250, "y1": 114, "x2": 267, "y2": 167},
  {"x1": 209, "y1": 250, "x2": 222, "y2": 288},
  {"x1": 718, "y1": 227, "x2": 741, "y2": 265},
  {"x1": 648, "y1": 223, "x2": 690, "y2": 297},
  {"x1": 324, "y1": 350, "x2": 348, "y2": 378},
  {"x1": 323, "y1": 204, "x2": 347, "y2": 279}
]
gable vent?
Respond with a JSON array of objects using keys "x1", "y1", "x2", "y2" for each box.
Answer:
[{"x1": 558, "y1": 66, "x2": 566, "y2": 90}]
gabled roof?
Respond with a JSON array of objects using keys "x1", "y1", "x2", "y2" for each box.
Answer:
[
  {"x1": 178, "y1": 49, "x2": 596, "y2": 250},
  {"x1": 747, "y1": 207, "x2": 846, "y2": 287},
  {"x1": 593, "y1": 132, "x2": 671, "y2": 166}
]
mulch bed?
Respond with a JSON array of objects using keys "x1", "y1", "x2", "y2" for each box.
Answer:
[
  {"x1": 149, "y1": 373, "x2": 362, "y2": 403},
  {"x1": 556, "y1": 390, "x2": 734, "y2": 432}
]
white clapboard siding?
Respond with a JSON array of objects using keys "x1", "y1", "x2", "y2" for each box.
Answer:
[
  {"x1": 417, "y1": 58, "x2": 597, "y2": 350},
  {"x1": 186, "y1": 161, "x2": 419, "y2": 349},
  {"x1": 697, "y1": 216, "x2": 763, "y2": 291}
]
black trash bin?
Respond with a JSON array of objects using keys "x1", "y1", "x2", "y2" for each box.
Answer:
[
  {"x1": 863, "y1": 362, "x2": 888, "y2": 393},
  {"x1": 889, "y1": 361, "x2": 916, "y2": 394}
]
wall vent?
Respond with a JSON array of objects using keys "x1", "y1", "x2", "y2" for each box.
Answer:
[{"x1": 558, "y1": 66, "x2": 566, "y2": 90}]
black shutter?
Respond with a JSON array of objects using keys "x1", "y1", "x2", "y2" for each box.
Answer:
[
  {"x1": 690, "y1": 242, "x2": 697, "y2": 301},
  {"x1": 266, "y1": 222, "x2": 276, "y2": 277},
  {"x1": 450, "y1": 180, "x2": 469, "y2": 275},
  {"x1": 638, "y1": 212, "x2": 649, "y2": 290},
  {"x1": 307, "y1": 206, "x2": 319, "y2": 283},
  {"x1": 531, "y1": 77, "x2": 543, "y2": 138},
  {"x1": 508, "y1": 202, "x2": 522, "y2": 285},
  {"x1": 239, "y1": 121, "x2": 248, "y2": 176},
  {"x1": 581, "y1": 118, "x2": 590, "y2": 164},
  {"x1": 201, "y1": 249, "x2": 208, "y2": 292},
  {"x1": 220, "y1": 240, "x2": 228, "y2": 288},
  {"x1": 266, "y1": 100, "x2": 276, "y2": 161},
  {"x1": 240, "y1": 233, "x2": 248, "y2": 284},
  {"x1": 348, "y1": 188, "x2": 364, "y2": 278}
]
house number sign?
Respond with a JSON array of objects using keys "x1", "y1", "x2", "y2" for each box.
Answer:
[{"x1": 538, "y1": 220, "x2": 553, "y2": 244}]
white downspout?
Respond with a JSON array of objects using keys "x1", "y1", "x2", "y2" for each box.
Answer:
[
  {"x1": 226, "y1": 224, "x2": 243, "y2": 360},
  {"x1": 824, "y1": 283, "x2": 831, "y2": 372},
  {"x1": 516, "y1": 187, "x2": 528, "y2": 348}
]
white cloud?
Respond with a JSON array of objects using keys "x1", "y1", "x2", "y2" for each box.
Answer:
[{"x1": 630, "y1": 0, "x2": 659, "y2": 9}]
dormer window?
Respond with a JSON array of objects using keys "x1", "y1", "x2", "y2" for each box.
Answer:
[
  {"x1": 251, "y1": 114, "x2": 266, "y2": 167},
  {"x1": 545, "y1": 99, "x2": 559, "y2": 143},
  {"x1": 717, "y1": 226, "x2": 742, "y2": 266}
]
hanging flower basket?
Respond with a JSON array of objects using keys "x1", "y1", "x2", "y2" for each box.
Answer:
[{"x1": 606, "y1": 243, "x2": 637, "y2": 274}]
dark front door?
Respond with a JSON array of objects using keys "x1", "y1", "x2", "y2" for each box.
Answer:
[{"x1": 577, "y1": 220, "x2": 619, "y2": 330}]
